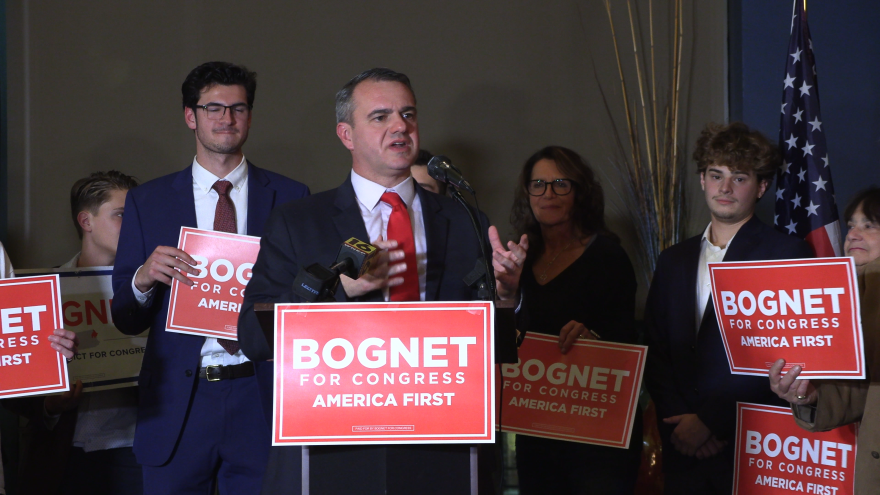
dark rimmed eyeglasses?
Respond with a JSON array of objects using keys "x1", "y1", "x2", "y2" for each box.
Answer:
[
  {"x1": 527, "y1": 179, "x2": 573, "y2": 196},
  {"x1": 194, "y1": 103, "x2": 252, "y2": 120}
]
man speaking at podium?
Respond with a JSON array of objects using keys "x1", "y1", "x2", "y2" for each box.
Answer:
[{"x1": 238, "y1": 68, "x2": 524, "y2": 494}]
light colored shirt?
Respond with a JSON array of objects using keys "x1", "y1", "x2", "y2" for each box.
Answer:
[
  {"x1": 350, "y1": 170, "x2": 427, "y2": 301},
  {"x1": 132, "y1": 157, "x2": 250, "y2": 368},
  {"x1": 696, "y1": 223, "x2": 735, "y2": 331},
  {"x1": 0, "y1": 241, "x2": 13, "y2": 278},
  {"x1": 59, "y1": 254, "x2": 138, "y2": 452}
]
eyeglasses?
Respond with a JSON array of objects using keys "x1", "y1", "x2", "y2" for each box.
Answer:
[
  {"x1": 194, "y1": 103, "x2": 252, "y2": 120},
  {"x1": 527, "y1": 179, "x2": 573, "y2": 196}
]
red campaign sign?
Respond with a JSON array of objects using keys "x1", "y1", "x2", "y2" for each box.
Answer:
[
  {"x1": 497, "y1": 334, "x2": 647, "y2": 448},
  {"x1": 710, "y1": 258, "x2": 864, "y2": 379},
  {"x1": 0, "y1": 275, "x2": 70, "y2": 398},
  {"x1": 273, "y1": 301, "x2": 495, "y2": 445},
  {"x1": 734, "y1": 403, "x2": 856, "y2": 494},
  {"x1": 166, "y1": 227, "x2": 260, "y2": 340}
]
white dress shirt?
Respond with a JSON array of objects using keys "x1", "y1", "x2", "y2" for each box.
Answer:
[
  {"x1": 133, "y1": 157, "x2": 250, "y2": 368},
  {"x1": 58, "y1": 253, "x2": 138, "y2": 452},
  {"x1": 350, "y1": 170, "x2": 427, "y2": 301},
  {"x1": 0, "y1": 241, "x2": 12, "y2": 278},
  {"x1": 696, "y1": 223, "x2": 736, "y2": 331}
]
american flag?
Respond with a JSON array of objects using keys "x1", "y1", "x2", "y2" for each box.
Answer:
[{"x1": 775, "y1": 0, "x2": 842, "y2": 257}]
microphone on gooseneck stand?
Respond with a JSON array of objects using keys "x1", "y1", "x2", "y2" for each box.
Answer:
[
  {"x1": 426, "y1": 155, "x2": 475, "y2": 194},
  {"x1": 425, "y1": 154, "x2": 494, "y2": 301},
  {"x1": 293, "y1": 238, "x2": 379, "y2": 302}
]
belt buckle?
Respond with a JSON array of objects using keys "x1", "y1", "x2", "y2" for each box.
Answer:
[{"x1": 205, "y1": 364, "x2": 222, "y2": 382}]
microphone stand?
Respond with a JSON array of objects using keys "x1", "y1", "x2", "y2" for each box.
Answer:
[{"x1": 449, "y1": 189, "x2": 496, "y2": 302}]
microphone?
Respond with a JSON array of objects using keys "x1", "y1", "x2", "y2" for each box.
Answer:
[
  {"x1": 331, "y1": 238, "x2": 379, "y2": 279},
  {"x1": 293, "y1": 238, "x2": 379, "y2": 301},
  {"x1": 427, "y1": 155, "x2": 475, "y2": 194}
]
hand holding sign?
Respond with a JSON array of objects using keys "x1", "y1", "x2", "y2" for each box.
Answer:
[
  {"x1": 768, "y1": 358, "x2": 817, "y2": 405},
  {"x1": 135, "y1": 245, "x2": 197, "y2": 292},
  {"x1": 558, "y1": 320, "x2": 593, "y2": 354},
  {"x1": 47, "y1": 328, "x2": 78, "y2": 359}
]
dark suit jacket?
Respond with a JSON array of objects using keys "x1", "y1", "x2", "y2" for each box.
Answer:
[
  {"x1": 643, "y1": 215, "x2": 813, "y2": 472},
  {"x1": 238, "y1": 176, "x2": 487, "y2": 361},
  {"x1": 110, "y1": 162, "x2": 309, "y2": 467},
  {"x1": 237, "y1": 176, "x2": 489, "y2": 493}
]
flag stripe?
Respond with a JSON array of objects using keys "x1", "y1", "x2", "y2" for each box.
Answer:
[
  {"x1": 774, "y1": 0, "x2": 842, "y2": 255},
  {"x1": 805, "y1": 227, "x2": 837, "y2": 258}
]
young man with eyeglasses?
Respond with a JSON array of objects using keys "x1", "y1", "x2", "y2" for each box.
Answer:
[
  {"x1": 643, "y1": 122, "x2": 813, "y2": 494},
  {"x1": 110, "y1": 61, "x2": 309, "y2": 494}
]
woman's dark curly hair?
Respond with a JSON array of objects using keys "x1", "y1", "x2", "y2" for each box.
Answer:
[{"x1": 510, "y1": 146, "x2": 616, "y2": 257}]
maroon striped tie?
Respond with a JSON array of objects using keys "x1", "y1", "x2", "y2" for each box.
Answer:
[{"x1": 212, "y1": 180, "x2": 240, "y2": 355}]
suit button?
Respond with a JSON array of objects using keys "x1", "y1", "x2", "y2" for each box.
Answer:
[
  {"x1": 873, "y1": 451, "x2": 880, "y2": 459},
  {"x1": 185, "y1": 370, "x2": 193, "y2": 377},
  {"x1": 690, "y1": 346, "x2": 695, "y2": 352},
  {"x1": 693, "y1": 388, "x2": 699, "y2": 393}
]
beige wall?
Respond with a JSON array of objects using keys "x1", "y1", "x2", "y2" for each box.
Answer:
[{"x1": 4, "y1": 0, "x2": 725, "y2": 306}]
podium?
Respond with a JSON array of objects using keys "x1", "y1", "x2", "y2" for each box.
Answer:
[{"x1": 255, "y1": 300, "x2": 517, "y2": 495}]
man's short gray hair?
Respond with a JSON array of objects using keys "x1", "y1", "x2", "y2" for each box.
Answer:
[{"x1": 335, "y1": 68, "x2": 416, "y2": 125}]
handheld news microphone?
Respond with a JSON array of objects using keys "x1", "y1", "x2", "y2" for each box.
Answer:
[
  {"x1": 427, "y1": 155, "x2": 475, "y2": 194},
  {"x1": 293, "y1": 238, "x2": 379, "y2": 301}
]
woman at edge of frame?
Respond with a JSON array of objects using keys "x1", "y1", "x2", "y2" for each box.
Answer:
[{"x1": 770, "y1": 186, "x2": 880, "y2": 495}]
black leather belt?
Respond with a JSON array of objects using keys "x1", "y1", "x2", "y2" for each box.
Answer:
[{"x1": 198, "y1": 362, "x2": 255, "y2": 381}]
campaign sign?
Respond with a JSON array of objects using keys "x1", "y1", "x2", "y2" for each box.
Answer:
[
  {"x1": 166, "y1": 227, "x2": 260, "y2": 340},
  {"x1": 0, "y1": 275, "x2": 69, "y2": 398},
  {"x1": 497, "y1": 334, "x2": 646, "y2": 448},
  {"x1": 734, "y1": 403, "x2": 856, "y2": 494},
  {"x1": 18, "y1": 267, "x2": 147, "y2": 391},
  {"x1": 709, "y1": 258, "x2": 864, "y2": 379},
  {"x1": 273, "y1": 301, "x2": 495, "y2": 445}
]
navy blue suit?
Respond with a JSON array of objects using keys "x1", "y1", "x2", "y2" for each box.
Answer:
[
  {"x1": 238, "y1": 176, "x2": 487, "y2": 494},
  {"x1": 111, "y1": 163, "x2": 308, "y2": 490},
  {"x1": 643, "y1": 215, "x2": 813, "y2": 487}
]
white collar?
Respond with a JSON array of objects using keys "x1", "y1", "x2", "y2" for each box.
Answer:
[
  {"x1": 350, "y1": 170, "x2": 416, "y2": 211},
  {"x1": 701, "y1": 223, "x2": 736, "y2": 251},
  {"x1": 191, "y1": 156, "x2": 248, "y2": 193}
]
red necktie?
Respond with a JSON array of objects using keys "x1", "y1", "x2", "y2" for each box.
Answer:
[
  {"x1": 381, "y1": 192, "x2": 419, "y2": 302},
  {"x1": 212, "y1": 180, "x2": 240, "y2": 355}
]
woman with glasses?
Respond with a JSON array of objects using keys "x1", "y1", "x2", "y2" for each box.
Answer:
[
  {"x1": 769, "y1": 187, "x2": 880, "y2": 493},
  {"x1": 505, "y1": 146, "x2": 642, "y2": 494}
]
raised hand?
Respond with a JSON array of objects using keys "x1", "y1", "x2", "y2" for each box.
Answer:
[{"x1": 488, "y1": 226, "x2": 528, "y2": 300}]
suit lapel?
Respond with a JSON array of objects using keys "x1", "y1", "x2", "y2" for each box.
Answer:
[
  {"x1": 331, "y1": 178, "x2": 380, "y2": 302},
  {"x1": 697, "y1": 216, "x2": 764, "y2": 333},
  {"x1": 171, "y1": 166, "x2": 198, "y2": 229},
  {"x1": 721, "y1": 215, "x2": 763, "y2": 263},
  {"x1": 246, "y1": 162, "x2": 275, "y2": 236},
  {"x1": 419, "y1": 187, "x2": 448, "y2": 302},
  {"x1": 679, "y1": 235, "x2": 705, "y2": 336}
]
